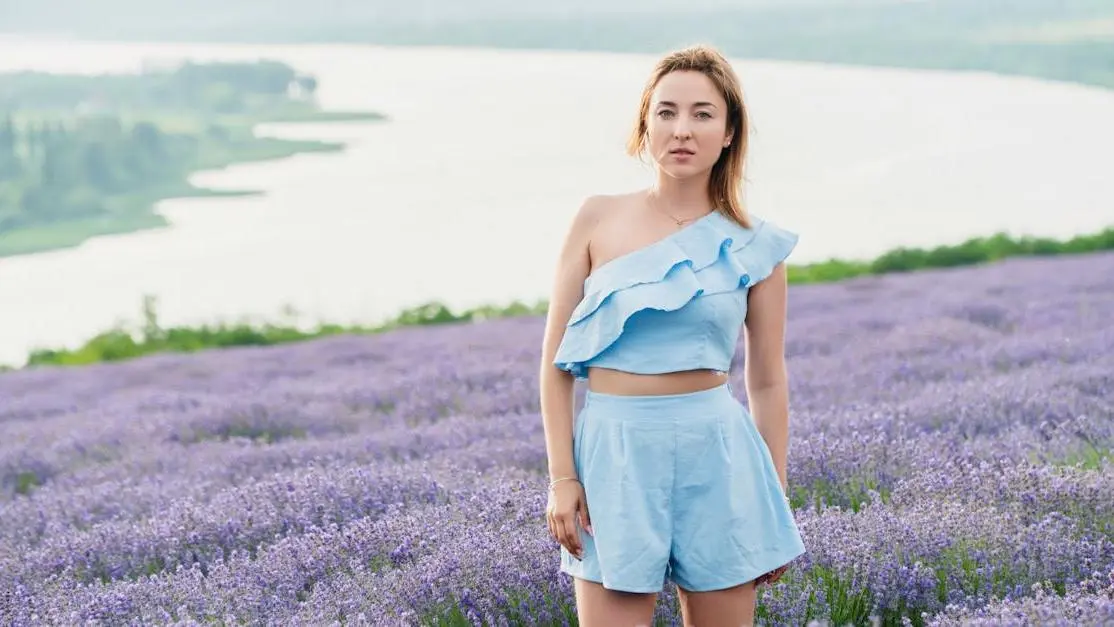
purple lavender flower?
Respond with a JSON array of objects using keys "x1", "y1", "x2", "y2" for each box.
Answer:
[{"x1": 1, "y1": 251, "x2": 1111, "y2": 625}]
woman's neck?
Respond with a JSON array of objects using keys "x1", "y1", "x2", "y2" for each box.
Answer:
[{"x1": 649, "y1": 174, "x2": 714, "y2": 219}]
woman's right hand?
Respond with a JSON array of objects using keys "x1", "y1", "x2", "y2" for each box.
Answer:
[{"x1": 546, "y1": 479, "x2": 593, "y2": 559}]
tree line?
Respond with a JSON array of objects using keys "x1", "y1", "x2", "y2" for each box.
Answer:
[
  {"x1": 0, "y1": 60, "x2": 336, "y2": 241},
  {"x1": 0, "y1": 113, "x2": 197, "y2": 233},
  {"x1": 0, "y1": 60, "x2": 318, "y2": 114}
]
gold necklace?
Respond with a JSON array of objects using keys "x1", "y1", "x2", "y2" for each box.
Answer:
[{"x1": 649, "y1": 192, "x2": 712, "y2": 227}]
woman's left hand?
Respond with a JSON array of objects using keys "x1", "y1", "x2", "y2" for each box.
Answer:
[
  {"x1": 754, "y1": 490, "x2": 793, "y2": 587},
  {"x1": 756, "y1": 563, "x2": 789, "y2": 588}
]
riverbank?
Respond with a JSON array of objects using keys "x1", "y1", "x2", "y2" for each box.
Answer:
[
  {"x1": 7, "y1": 221, "x2": 1111, "y2": 371},
  {"x1": 0, "y1": 126, "x2": 376, "y2": 258},
  {"x1": 0, "y1": 61, "x2": 386, "y2": 258}
]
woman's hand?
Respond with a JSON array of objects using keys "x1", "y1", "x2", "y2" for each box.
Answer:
[
  {"x1": 546, "y1": 479, "x2": 592, "y2": 559},
  {"x1": 756, "y1": 489, "x2": 794, "y2": 587},
  {"x1": 756, "y1": 563, "x2": 790, "y2": 588}
]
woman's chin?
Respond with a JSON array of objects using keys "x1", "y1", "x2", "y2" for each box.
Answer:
[{"x1": 655, "y1": 162, "x2": 711, "y2": 180}]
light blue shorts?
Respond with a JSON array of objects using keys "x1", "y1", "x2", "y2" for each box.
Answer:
[{"x1": 559, "y1": 382, "x2": 806, "y2": 593}]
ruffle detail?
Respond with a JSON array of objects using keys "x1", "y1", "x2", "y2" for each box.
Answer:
[{"x1": 553, "y1": 212, "x2": 798, "y2": 379}]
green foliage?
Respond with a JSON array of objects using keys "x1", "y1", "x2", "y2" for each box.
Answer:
[
  {"x1": 0, "y1": 60, "x2": 315, "y2": 115},
  {"x1": 0, "y1": 61, "x2": 383, "y2": 257},
  {"x1": 865, "y1": 229, "x2": 1114, "y2": 275},
  {"x1": 22, "y1": 295, "x2": 549, "y2": 368},
  {"x1": 15, "y1": 471, "x2": 42, "y2": 496},
  {"x1": 790, "y1": 477, "x2": 890, "y2": 513},
  {"x1": 14, "y1": 223, "x2": 1113, "y2": 370},
  {"x1": 809, "y1": 565, "x2": 875, "y2": 627},
  {"x1": 786, "y1": 258, "x2": 871, "y2": 284},
  {"x1": 788, "y1": 227, "x2": 1114, "y2": 283}
]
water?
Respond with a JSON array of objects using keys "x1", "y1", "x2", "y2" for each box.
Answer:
[{"x1": 0, "y1": 38, "x2": 1112, "y2": 367}]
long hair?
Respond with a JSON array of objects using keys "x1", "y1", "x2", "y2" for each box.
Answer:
[{"x1": 626, "y1": 44, "x2": 752, "y2": 229}]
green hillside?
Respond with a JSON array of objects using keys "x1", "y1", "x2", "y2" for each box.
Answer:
[{"x1": 3, "y1": 0, "x2": 1113, "y2": 91}]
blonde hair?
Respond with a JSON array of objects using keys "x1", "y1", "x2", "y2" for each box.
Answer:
[{"x1": 626, "y1": 44, "x2": 752, "y2": 229}]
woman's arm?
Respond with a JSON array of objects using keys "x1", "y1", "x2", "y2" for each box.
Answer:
[
  {"x1": 743, "y1": 261, "x2": 792, "y2": 492},
  {"x1": 539, "y1": 196, "x2": 603, "y2": 481},
  {"x1": 539, "y1": 196, "x2": 604, "y2": 558}
]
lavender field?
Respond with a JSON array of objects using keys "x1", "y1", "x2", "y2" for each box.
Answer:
[{"x1": 2, "y1": 251, "x2": 1113, "y2": 626}]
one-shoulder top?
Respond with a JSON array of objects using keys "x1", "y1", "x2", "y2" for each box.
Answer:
[{"x1": 552, "y1": 210, "x2": 799, "y2": 380}]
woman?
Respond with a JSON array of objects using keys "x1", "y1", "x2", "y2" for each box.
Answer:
[{"x1": 538, "y1": 44, "x2": 806, "y2": 626}]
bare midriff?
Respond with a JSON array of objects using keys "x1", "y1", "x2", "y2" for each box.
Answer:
[{"x1": 586, "y1": 367, "x2": 728, "y2": 396}]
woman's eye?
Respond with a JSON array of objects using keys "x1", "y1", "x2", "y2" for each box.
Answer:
[{"x1": 656, "y1": 110, "x2": 711, "y2": 119}]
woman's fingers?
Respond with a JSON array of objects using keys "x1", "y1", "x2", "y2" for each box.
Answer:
[
  {"x1": 547, "y1": 484, "x2": 588, "y2": 558},
  {"x1": 558, "y1": 510, "x2": 582, "y2": 558},
  {"x1": 755, "y1": 564, "x2": 790, "y2": 590},
  {"x1": 763, "y1": 565, "x2": 789, "y2": 586},
  {"x1": 770, "y1": 565, "x2": 789, "y2": 582},
  {"x1": 578, "y1": 500, "x2": 593, "y2": 536}
]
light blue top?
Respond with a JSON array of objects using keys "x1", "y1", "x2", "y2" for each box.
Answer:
[{"x1": 553, "y1": 210, "x2": 799, "y2": 380}]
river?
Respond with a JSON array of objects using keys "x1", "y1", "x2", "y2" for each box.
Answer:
[{"x1": 0, "y1": 38, "x2": 1112, "y2": 367}]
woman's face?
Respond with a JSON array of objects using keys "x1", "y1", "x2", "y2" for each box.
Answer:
[{"x1": 645, "y1": 70, "x2": 732, "y2": 180}]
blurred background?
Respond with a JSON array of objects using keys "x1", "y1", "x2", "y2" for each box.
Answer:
[{"x1": 0, "y1": 0, "x2": 1111, "y2": 369}]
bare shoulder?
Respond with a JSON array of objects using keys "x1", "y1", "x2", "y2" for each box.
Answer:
[
  {"x1": 538, "y1": 190, "x2": 647, "y2": 354},
  {"x1": 550, "y1": 195, "x2": 607, "y2": 274},
  {"x1": 561, "y1": 193, "x2": 626, "y2": 247},
  {"x1": 543, "y1": 195, "x2": 623, "y2": 333},
  {"x1": 573, "y1": 192, "x2": 633, "y2": 226},
  {"x1": 582, "y1": 190, "x2": 648, "y2": 230},
  {"x1": 600, "y1": 189, "x2": 646, "y2": 213},
  {"x1": 569, "y1": 194, "x2": 611, "y2": 232}
]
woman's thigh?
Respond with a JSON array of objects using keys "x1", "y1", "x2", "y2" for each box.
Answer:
[
  {"x1": 574, "y1": 577, "x2": 658, "y2": 627},
  {"x1": 677, "y1": 580, "x2": 758, "y2": 627}
]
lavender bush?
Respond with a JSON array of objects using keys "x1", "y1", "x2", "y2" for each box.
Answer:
[{"x1": 1, "y1": 250, "x2": 1112, "y2": 626}]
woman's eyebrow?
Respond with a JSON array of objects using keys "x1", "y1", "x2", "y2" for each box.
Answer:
[{"x1": 655, "y1": 100, "x2": 718, "y2": 109}]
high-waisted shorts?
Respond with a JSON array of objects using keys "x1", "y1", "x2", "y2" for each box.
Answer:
[{"x1": 559, "y1": 382, "x2": 806, "y2": 593}]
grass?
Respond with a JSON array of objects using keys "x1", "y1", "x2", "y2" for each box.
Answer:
[{"x1": 791, "y1": 477, "x2": 891, "y2": 514}]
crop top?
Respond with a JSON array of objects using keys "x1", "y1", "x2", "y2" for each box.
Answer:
[{"x1": 552, "y1": 210, "x2": 799, "y2": 380}]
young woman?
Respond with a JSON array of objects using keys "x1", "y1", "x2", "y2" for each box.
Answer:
[{"x1": 538, "y1": 44, "x2": 806, "y2": 626}]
